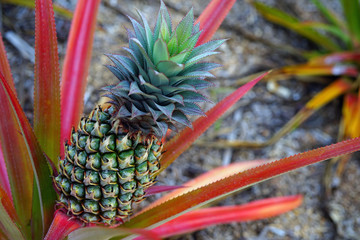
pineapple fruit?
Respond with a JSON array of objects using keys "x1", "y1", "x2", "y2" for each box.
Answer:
[{"x1": 54, "y1": 1, "x2": 224, "y2": 225}]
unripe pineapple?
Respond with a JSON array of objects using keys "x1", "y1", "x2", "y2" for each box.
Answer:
[{"x1": 55, "y1": 1, "x2": 224, "y2": 225}]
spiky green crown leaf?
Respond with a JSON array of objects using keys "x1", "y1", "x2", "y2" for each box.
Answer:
[{"x1": 105, "y1": 1, "x2": 224, "y2": 137}]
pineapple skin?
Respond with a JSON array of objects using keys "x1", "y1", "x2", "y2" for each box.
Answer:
[{"x1": 54, "y1": 106, "x2": 162, "y2": 224}]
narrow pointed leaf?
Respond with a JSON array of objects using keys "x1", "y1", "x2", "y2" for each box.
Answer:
[
  {"x1": 195, "y1": 0, "x2": 236, "y2": 45},
  {"x1": 305, "y1": 78, "x2": 351, "y2": 110},
  {"x1": 142, "y1": 160, "x2": 266, "y2": 214},
  {"x1": 134, "y1": 195, "x2": 303, "y2": 240},
  {"x1": 0, "y1": 74, "x2": 57, "y2": 238},
  {"x1": 34, "y1": 0, "x2": 61, "y2": 164},
  {"x1": 279, "y1": 64, "x2": 358, "y2": 77},
  {"x1": 69, "y1": 226, "x2": 161, "y2": 240},
  {"x1": 159, "y1": 72, "x2": 268, "y2": 173},
  {"x1": 252, "y1": 2, "x2": 340, "y2": 51},
  {"x1": 310, "y1": 0, "x2": 345, "y2": 30},
  {"x1": 0, "y1": 33, "x2": 15, "y2": 94},
  {"x1": 341, "y1": 0, "x2": 360, "y2": 42},
  {"x1": 343, "y1": 93, "x2": 360, "y2": 138},
  {"x1": 124, "y1": 137, "x2": 360, "y2": 229},
  {"x1": 0, "y1": 77, "x2": 33, "y2": 238},
  {"x1": 145, "y1": 185, "x2": 185, "y2": 196},
  {"x1": 61, "y1": 0, "x2": 100, "y2": 156}
]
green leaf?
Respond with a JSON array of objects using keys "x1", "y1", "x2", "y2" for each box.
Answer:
[
  {"x1": 157, "y1": 60, "x2": 184, "y2": 77},
  {"x1": 299, "y1": 22, "x2": 350, "y2": 47},
  {"x1": 137, "y1": 11, "x2": 154, "y2": 58},
  {"x1": 341, "y1": 0, "x2": 360, "y2": 43},
  {"x1": 153, "y1": 38, "x2": 169, "y2": 64},
  {"x1": 0, "y1": 75, "x2": 57, "y2": 238},
  {"x1": 175, "y1": 8, "x2": 194, "y2": 45},
  {"x1": 310, "y1": 0, "x2": 345, "y2": 30},
  {"x1": 252, "y1": 2, "x2": 341, "y2": 52},
  {"x1": 34, "y1": 0, "x2": 61, "y2": 165}
]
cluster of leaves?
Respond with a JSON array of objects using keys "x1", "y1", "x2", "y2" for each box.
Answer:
[
  {"x1": 249, "y1": 0, "x2": 360, "y2": 190},
  {"x1": 0, "y1": 0, "x2": 359, "y2": 240}
]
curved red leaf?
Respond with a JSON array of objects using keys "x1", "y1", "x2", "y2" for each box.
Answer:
[
  {"x1": 196, "y1": 0, "x2": 236, "y2": 45},
  {"x1": 124, "y1": 137, "x2": 360, "y2": 229},
  {"x1": 134, "y1": 195, "x2": 303, "y2": 239},
  {"x1": 60, "y1": 0, "x2": 100, "y2": 157}
]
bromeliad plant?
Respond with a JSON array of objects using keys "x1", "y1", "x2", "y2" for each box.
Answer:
[
  {"x1": 245, "y1": 0, "x2": 360, "y2": 190},
  {"x1": 0, "y1": 0, "x2": 359, "y2": 240}
]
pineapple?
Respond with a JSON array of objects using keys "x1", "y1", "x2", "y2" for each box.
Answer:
[{"x1": 54, "y1": 1, "x2": 224, "y2": 225}]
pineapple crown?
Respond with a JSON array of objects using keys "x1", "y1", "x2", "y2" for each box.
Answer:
[{"x1": 104, "y1": 1, "x2": 225, "y2": 138}]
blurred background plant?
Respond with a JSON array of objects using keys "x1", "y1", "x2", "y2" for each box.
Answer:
[{"x1": 249, "y1": 0, "x2": 360, "y2": 196}]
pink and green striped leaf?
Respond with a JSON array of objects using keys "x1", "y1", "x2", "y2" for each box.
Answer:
[
  {"x1": 0, "y1": 76, "x2": 34, "y2": 238},
  {"x1": 0, "y1": 74, "x2": 57, "y2": 238},
  {"x1": 121, "y1": 137, "x2": 360, "y2": 230},
  {"x1": 0, "y1": 34, "x2": 14, "y2": 198},
  {"x1": 195, "y1": 0, "x2": 236, "y2": 45},
  {"x1": 34, "y1": 0, "x2": 61, "y2": 164},
  {"x1": 134, "y1": 195, "x2": 303, "y2": 240},
  {"x1": 158, "y1": 72, "x2": 268, "y2": 174},
  {"x1": 60, "y1": 0, "x2": 100, "y2": 157}
]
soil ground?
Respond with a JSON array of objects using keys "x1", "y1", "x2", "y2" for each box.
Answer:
[{"x1": 2, "y1": 0, "x2": 359, "y2": 239}]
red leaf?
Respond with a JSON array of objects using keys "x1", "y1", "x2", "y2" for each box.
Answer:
[
  {"x1": 134, "y1": 195, "x2": 302, "y2": 239},
  {"x1": 44, "y1": 211, "x2": 83, "y2": 240},
  {"x1": 60, "y1": 0, "x2": 100, "y2": 157},
  {"x1": 0, "y1": 74, "x2": 57, "y2": 237},
  {"x1": 0, "y1": 145, "x2": 11, "y2": 202},
  {"x1": 143, "y1": 160, "x2": 265, "y2": 214},
  {"x1": 195, "y1": 0, "x2": 236, "y2": 45},
  {"x1": 124, "y1": 137, "x2": 360, "y2": 229},
  {"x1": 0, "y1": 33, "x2": 15, "y2": 94},
  {"x1": 0, "y1": 75, "x2": 34, "y2": 238},
  {"x1": 34, "y1": 0, "x2": 61, "y2": 164},
  {"x1": 145, "y1": 185, "x2": 185, "y2": 196},
  {"x1": 159, "y1": 72, "x2": 268, "y2": 173}
]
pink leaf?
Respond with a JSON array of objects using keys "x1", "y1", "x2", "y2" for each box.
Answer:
[
  {"x1": 196, "y1": 0, "x2": 236, "y2": 45},
  {"x1": 134, "y1": 195, "x2": 303, "y2": 239},
  {"x1": 60, "y1": 0, "x2": 100, "y2": 157}
]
